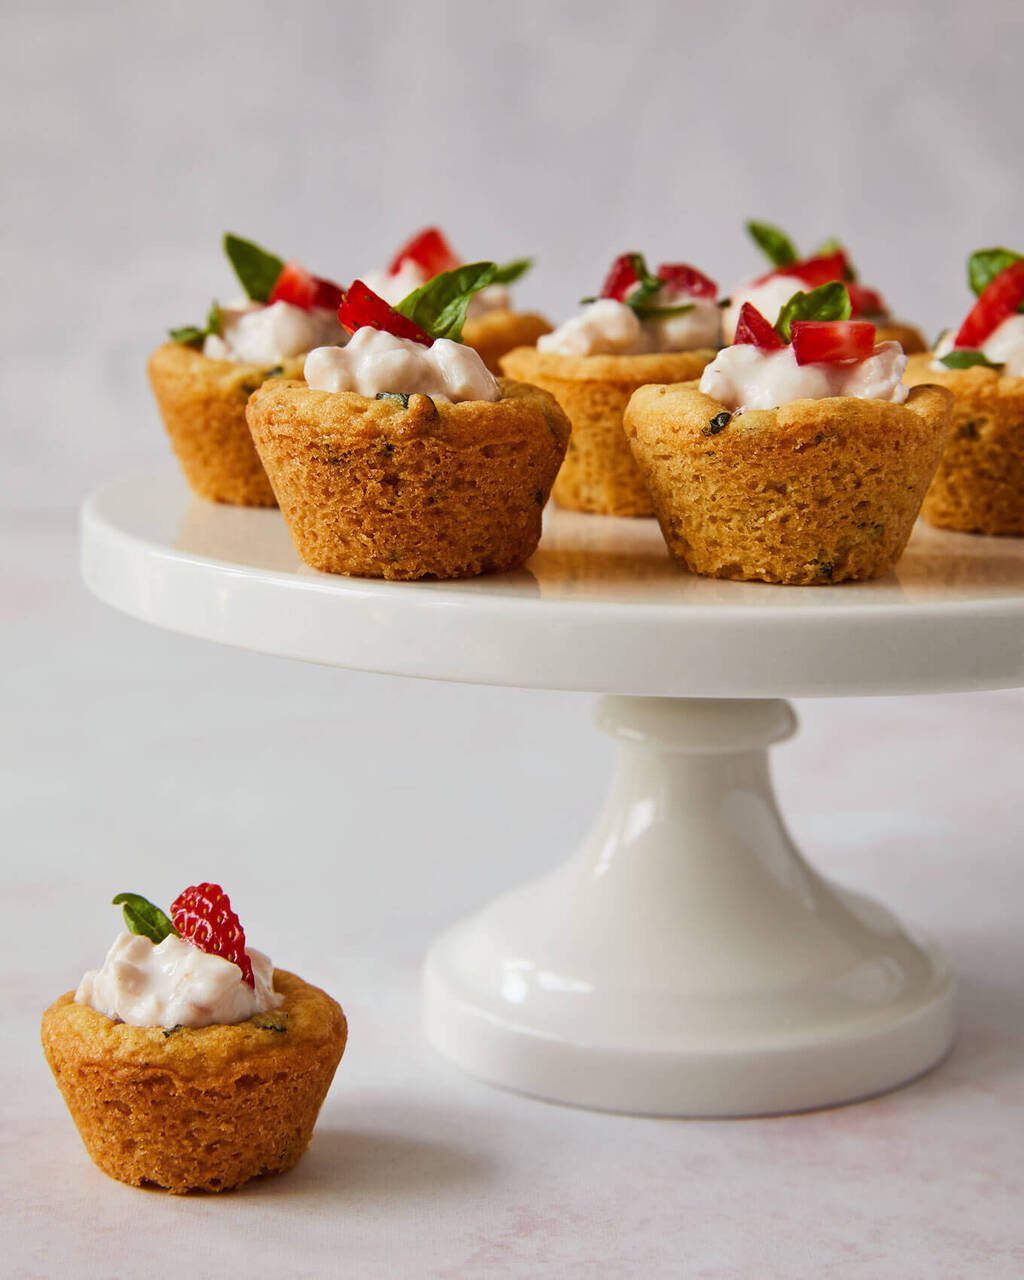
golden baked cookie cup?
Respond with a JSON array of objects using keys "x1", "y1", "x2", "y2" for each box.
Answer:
[
  {"x1": 148, "y1": 342, "x2": 304, "y2": 507},
  {"x1": 41, "y1": 970, "x2": 345, "y2": 1194},
  {"x1": 246, "y1": 377, "x2": 570, "y2": 579},
  {"x1": 624, "y1": 383, "x2": 953, "y2": 585},
  {"x1": 500, "y1": 348, "x2": 714, "y2": 517},
  {"x1": 875, "y1": 322, "x2": 927, "y2": 355},
  {"x1": 461, "y1": 309, "x2": 552, "y2": 374},
  {"x1": 904, "y1": 353, "x2": 1024, "y2": 535}
]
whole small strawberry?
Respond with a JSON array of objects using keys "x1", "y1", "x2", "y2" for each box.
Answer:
[{"x1": 170, "y1": 882, "x2": 255, "y2": 987}]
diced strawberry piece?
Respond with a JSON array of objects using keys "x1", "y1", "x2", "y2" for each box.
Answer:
[
  {"x1": 338, "y1": 280, "x2": 433, "y2": 346},
  {"x1": 733, "y1": 302, "x2": 785, "y2": 350},
  {"x1": 600, "y1": 253, "x2": 641, "y2": 301},
  {"x1": 791, "y1": 320, "x2": 876, "y2": 365},
  {"x1": 760, "y1": 251, "x2": 847, "y2": 289},
  {"x1": 170, "y1": 882, "x2": 255, "y2": 987},
  {"x1": 955, "y1": 260, "x2": 1024, "y2": 349},
  {"x1": 389, "y1": 227, "x2": 460, "y2": 278},
  {"x1": 269, "y1": 260, "x2": 345, "y2": 312},
  {"x1": 312, "y1": 276, "x2": 345, "y2": 310},
  {"x1": 847, "y1": 282, "x2": 886, "y2": 318},
  {"x1": 269, "y1": 260, "x2": 318, "y2": 310},
  {"x1": 657, "y1": 262, "x2": 718, "y2": 300}
]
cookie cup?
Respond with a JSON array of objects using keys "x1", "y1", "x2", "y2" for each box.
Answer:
[
  {"x1": 500, "y1": 347, "x2": 714, "y2": 516},
  {"x1": 41, "y1": 970, "x2": 346, "y2": 1194},
  {"x1": 148, "y1": 342, "x2": 304, "y2": 506},
  {"x1": 624, "y1": 383, "x2": 953, "y2": 585},
  {"x1": 462, "y1": 309, "x2": 552, "y2": 374},
  {"x1": 246, "y1": 377, "x2": 570, "y2": 579},
  {"x1": 905, "y1": 353, "x2": 1024, "y2": 534}
]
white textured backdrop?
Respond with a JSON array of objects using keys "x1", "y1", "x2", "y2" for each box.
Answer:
[{"x1": 4, "y1": 5, "x2": 1024, "y2": 1277}]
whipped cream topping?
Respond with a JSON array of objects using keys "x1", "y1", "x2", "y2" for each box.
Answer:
[
  {"x1": 722, "y1": 275, "x2": 807, "y2": 344},
  {"x1": 538, "y1": 295, "x2": 721, "y2": 358},
  {"x1": 75, "y1": 931, "x2": 283, "y2": 1029},
  {"x1": 699, "y1": 341, "x2": 909, "y2": 412},
  {"x1": 304, "y1": 326, "x2": 500, "y2": 403},
  {"x1": 203, "y1": 300, "x2": 345, "y2": 365},
  {"x1": 361, "y1": 262, "x2": 511, "y2": 318},
  {"x1": 932, "y1": 315, "x2": 1024, "y2": 376}
]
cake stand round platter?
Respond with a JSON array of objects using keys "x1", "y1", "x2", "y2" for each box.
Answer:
[{"x1": 81, "y1": 470, "x2": 1024, "y2": 1117}]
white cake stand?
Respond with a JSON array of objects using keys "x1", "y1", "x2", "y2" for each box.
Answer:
[{"x1": 81, "y1": 471, "x2": 1024, "y2": 1116}]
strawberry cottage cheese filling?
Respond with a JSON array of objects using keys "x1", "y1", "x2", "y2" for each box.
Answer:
[
  {"x1": 76, "y1": 931, "x2": 282, "y2": 1029},
  {"x1": 932, "y1": 315, "x2": 1024, "y2": 377},
  {"x1": 305, "y1": 326, "x2": 500, "y2": 403},
  {"x1": 538, "y1": 294, "x2": 722, "y2": 358},
  {"x1": 699, "y1": 340, "x2": 909, "y2": 412},
  {"x1": 203, "y1": 300, "x2": 345, "y2": 365}
]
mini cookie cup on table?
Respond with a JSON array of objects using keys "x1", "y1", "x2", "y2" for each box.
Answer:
[
  {"x1": 148, "y1": 342, "x2": 302, "y2": 507},
  {"x1": 41, "y1": 970, "x2": 346, "y2": 1194},
  {"x1": 500, "y1": 347, "x2": 713, "y2": 517},
  {"x1": 624, "y1": 383, "x2": 953, "y2": 585},
  {"x1": 246, "y1": 377, "x2": 570, "y2": 579},
  {"x1": 904, "y1": 355, "x2": 1024, "y2": 534}
]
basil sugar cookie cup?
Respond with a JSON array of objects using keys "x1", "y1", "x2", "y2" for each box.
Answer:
[
  {"x1": 625, "y1": 382, "x2": 952, "y2": 584},
  {"x1": 247, "y1": 268, "x2": 571, "y2": 580},
  {"x1": 904, "y1": 249, "x2": 1024, "y2": 535},
  {"x1": 42, "y1": 883, "x2": 347, "y2": 1194},
  {"x1": 151, "y1": 233, "x2": 346, "y2": 506},
  {"x1": 501, "y1": 252, "x2": 723, "y2": 516}
]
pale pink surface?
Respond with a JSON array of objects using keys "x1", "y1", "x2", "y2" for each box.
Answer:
[{"x1": 5, "y1": 513, "x2": 1024, "y2": 1278}]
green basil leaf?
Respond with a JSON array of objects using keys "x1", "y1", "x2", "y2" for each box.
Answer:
[
  {"x1": 394, "y1": 261, "x2": 497, "y2": 341},
  {"x1": 774, "y1": 282, "x2": 852, "y2": 341},
  {"x1": 168, "y1": 325, "x2": 205, "y2": 346},
  {"x1": 491, "y1": 257, "x2": 533, "y2": 286},
  {"x1": 169, "y1": 300, "x2": 222, "y2": 347},
  {"x1": 223, "y1": 233, "x2": 285, "y2": 303},
  {"x1": 967, "y1": 247, "x2": 1023, "y2": 300},
  {"x1": 747, "y1": 220, "x2": 798, "y2": 268},
  {"x1": 615, "y1": 253, "x2": 664, "y2": 314},
  {"x1": 632, "y1": 302, "x2": 696, "y2": 320},
  {"x1": 939, "y1": 349, "x2": 1005, "y2": 371},
  {"x1": 112, "y1": 892, "x2": 178, "y2": 943}
]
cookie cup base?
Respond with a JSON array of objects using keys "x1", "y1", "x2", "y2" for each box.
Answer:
[
  {"x1": 148, "y1": 343, "x2": 303, "y2": 507},
  {"x1": 905, "y1": 354, "x2": 1024, "y2": 535},
  {"x1": 41, "y1": 970, "x2": 346, "y2": 1193},
  {"x1": 501, "y1": 347, "x2": 714, "y2": 517},
  {"x1": 624, "y1": 383, "x2": 952, "y2": 585},
  {"x1": 246, "y1": 378, "x2": 570, "y2": 580}
]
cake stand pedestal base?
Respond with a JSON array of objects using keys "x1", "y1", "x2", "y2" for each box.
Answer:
[{"x1": 424, "y1": 697, "x2": 954, "y2": 1116}]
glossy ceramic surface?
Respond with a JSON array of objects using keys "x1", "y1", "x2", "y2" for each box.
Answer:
[
  {"x1": 81, "y1": 470, "x2": 1024, "y2": 698},
  {"x1": 425, "y1": 697, "x2": 953, "y2": 1115}
]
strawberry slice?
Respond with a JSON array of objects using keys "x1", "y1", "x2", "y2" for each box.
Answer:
[
  {"x1": 847, "y1": 281, "x2": 886, "y2": 318},
  {"x1": 761, "y1": 251, "x2": 847, "y2": 290},
  {"x1": 657, "y1": 262, "x2": 718, "y2": 300},
  {"x1": 955, "y1": 260, "x2": 1024, "y2": 349},
  {"x1": 600, "y1": 253, "x2": 641, "y2": 301},
  {"x1": 269, "y1": 260, "x2": 345, "y2": 312},
  {"x1": 733, "y1": 302, "x2": 785, "y2": 350},
  {"x1": 791, "y1": 320, "x2": 876, "y2": 365},
  {"x1": 338, "y1": 280, "x2": 433, "y2": 346},
  {"x1": 389, "y1": 227, "x2": 460, "y2": 278},
  {"x1": 170, "y1": 882, "x2": 255, "y2": 987}
]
